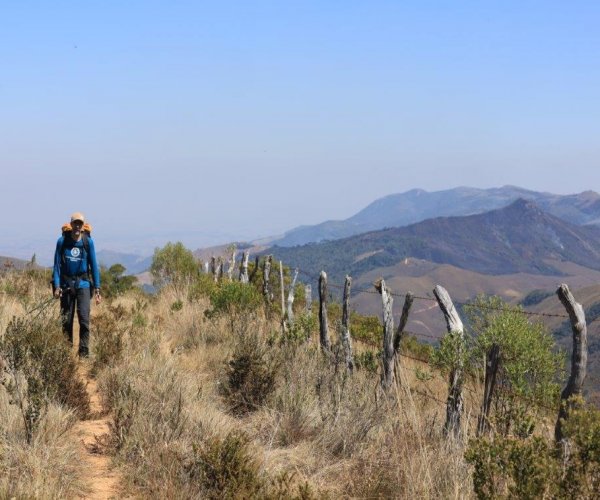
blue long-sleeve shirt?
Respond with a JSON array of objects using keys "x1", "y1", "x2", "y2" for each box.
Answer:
[{"x1": 52, "y1": 235, "x2": 101, "y2": 290}]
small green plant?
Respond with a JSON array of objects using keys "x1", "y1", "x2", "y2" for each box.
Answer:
[
  {"x1": 414, "y1": 366, "x2": 434, "y2": 382},
  {"x1": 171, "y1": 299, "x2": 184, "y2": 312},
  {"x1": 282, "y1": 312, "x2": 316, "y2": 345},
  {"x1": 354, "y1": 350, "x2": 379, "y2": 373}
]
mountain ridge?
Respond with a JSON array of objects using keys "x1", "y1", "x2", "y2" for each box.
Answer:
[
  {"x1": 268, "y1": 199, "x2": 600, "y2": 286},
  {"x1": 272, "y1": 186, "x2": 600, "y2": 247}
]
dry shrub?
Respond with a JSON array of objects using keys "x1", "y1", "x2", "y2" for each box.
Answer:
[
  {"x1": 0, "y1": 399, "x2": 87, "y2": 498},
  {"x1": 187, "y1": 430, "x2": 264, "y2": 499},
  {"x1": 0, "y1": 312, "x2": 90, "y2": 442},
  {"x1": 97, "y1": 339, "x2": 200, "y2": 495},
  {"x1": 222, "y1": 330, "x2": 280, "y2": 415},
  {"x1": 187, "y1": 430, "x2": 318, "y2": 499},
  {"x1": 91, "y1": 304, "x2": 129, "y2": 375}
]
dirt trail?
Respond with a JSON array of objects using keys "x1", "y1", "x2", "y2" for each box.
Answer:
[{"x1": 73, "y1": 364, "x2": 122, "y2": 499}]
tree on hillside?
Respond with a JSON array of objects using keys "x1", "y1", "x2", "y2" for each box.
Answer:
[{"x1": 150, "y1": 242, "x2": 199, "y2": 291}]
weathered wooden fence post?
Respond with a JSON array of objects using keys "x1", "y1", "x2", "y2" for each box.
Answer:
[
  {"x1": 249, "y1": 256, "x2": 260, "y2": 283},
  {"x1": 211, "y1": 256, "x2": 217, "y2": 283},
  {"x1": 279, "y1": 261, "x2": 285, "y2": 318},
  {"x1": 341, "y1": 275, "x2": 354, "y2": 372},
  {"x1": 262, "y1": 255, "x2": 272, "y2": 304},
  {"x1": 239, "y1": 251, "x2": 249, "y2": 283},
  {"x1": 216, "y1": 257, "x2": 224, "y2": 282},
  {"x1": 305, "y1": 284, "x2": 312, "y2": 315},
  {"x1": 227, "y1": 248, "x2": 237, "y2": 281},
  {"x1": 555, "y1": 283, "x2": 588, "y2": 442},
  {"x1": 376, "y1": 279, "x2": 395, "y2": 390},
  {"x1": 318, "y1": 271, "x2": 330, "y2": 352},
  {"x1": 433, "y1": 285, "x2": 465, "y2": 438},
  {"x1": 477, "y1": 343, "x2": 500, "y2": 437},
  {"x1": 394, "y1": 292, "x2": 414, "y2": 354},
  {"x1": 286, "y1": 268, "x2": 299, "y2": 326}
]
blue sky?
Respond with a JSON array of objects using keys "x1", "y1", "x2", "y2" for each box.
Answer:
[{"x1": 1, "y1": 1, "x2": 599, "y2": 261}]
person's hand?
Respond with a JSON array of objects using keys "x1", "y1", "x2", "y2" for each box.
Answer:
[
  {"x1": 95, "y1": 289, "x2": 102, "y2": 305},
  {"x1": 54, "y1": 288, "x2": 62, "y2": 299}
]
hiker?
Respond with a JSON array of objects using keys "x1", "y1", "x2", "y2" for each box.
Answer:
[{"x1": 52, "y1": 212, "x2": 101, "y2": 358}]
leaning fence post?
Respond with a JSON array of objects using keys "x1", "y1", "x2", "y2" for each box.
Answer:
[
  {"x1": 286, "y1": 269, "x2": 299, "y2": 326},
  {"x1": 477, "y1": 343, "x2": 500, "y2": 437},
  {"x1": 318, "y1": 271, "x2": 330, "y2": 352},
  {"x1": 394, "y1": 292, "x2": 414, "y2": 354},
  {"x1": 305, "y1": 284, "x2": 312, "y2": 315},
  {"x1": 555, "y1": 283, "x2": 588, "y2": 442},
  {"x1": 262, "y1": 255, "x2": 273, "y2": 304},
  {"x1": 376, "y1": 279, "x2": 395, "y2": 390},
  {"x1": 341, "y1": 275, "x2": 354, "y2": 372},
  {"x1": 433, "y1": 285, "x2": 465, "y2": 438}
]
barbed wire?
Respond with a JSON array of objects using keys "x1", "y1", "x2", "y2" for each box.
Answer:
[{"x1": 296, "y1": 268, "x2": 569, "y2": 319}]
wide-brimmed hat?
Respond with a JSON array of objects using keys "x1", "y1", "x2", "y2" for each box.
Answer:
[{"x1": 70, "y1": 212, "x2": 85, "y2": 223}]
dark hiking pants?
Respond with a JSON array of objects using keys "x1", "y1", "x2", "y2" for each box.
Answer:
[{"x1": 60, "y1": 287, "x2": 91, "y2": 357}]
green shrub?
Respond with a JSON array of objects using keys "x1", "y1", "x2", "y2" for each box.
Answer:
[
  {"x1": 187, "y1": 431, "x2": 317, "y2": 499},
  {"x1": 466, "y1": 295, "x2": 563, "y2": 435},
  {"x1": 150, "y1": 242, "x2": 200, "y2": 290},
  {"x1": 282, "y1": 312, "x2": 316, "y2": 345},
  {"x1": 465, "y1": 435, "x2": 557, "y2": 499},
  {"x1": 466, "y1": 400, "x2": 600, "y2": 499},
  {"x1": 354, "y1": 350, "x2": 379, "y2": 374},
  {"x1": 206, "y1": 281, "x2": 262, "y2": 320},
  {"x1": 559, "y1": 397, "x2": 600, "y2": 498},
  {"x1": 100, "y1": 263, "x2": 137, "y2": 299},
  {"x1": 187, "y1": 431, "x2": 263, "y2": 499}
]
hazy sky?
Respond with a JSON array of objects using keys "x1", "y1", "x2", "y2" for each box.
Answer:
[{"x1": 1, "y1": 1, "x2": 599, "y2": 261}]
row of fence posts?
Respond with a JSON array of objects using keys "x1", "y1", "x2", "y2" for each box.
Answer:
[{"x1": 203, "y1": 252, "x2": 588, "y2": 443}]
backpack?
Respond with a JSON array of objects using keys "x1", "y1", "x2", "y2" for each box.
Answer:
[{"x1": 53, "y1": 222, "x2": 95, "y2": 292}]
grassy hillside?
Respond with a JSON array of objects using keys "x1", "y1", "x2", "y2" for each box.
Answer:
[{"x1": 2, "y1": 266, "x2": 600, "y2": 497}]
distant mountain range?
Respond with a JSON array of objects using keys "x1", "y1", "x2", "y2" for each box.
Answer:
[
  {"x1": 271, "y1": 186, "x2": 600, "y2": 247},
  {"x1": 269, "y1": 199, "x2": 600, "y2": 283}
]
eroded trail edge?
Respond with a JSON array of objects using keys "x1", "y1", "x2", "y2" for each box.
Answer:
[{"x1": 73, "y1": 364, "x2": 121, "y2": 499}]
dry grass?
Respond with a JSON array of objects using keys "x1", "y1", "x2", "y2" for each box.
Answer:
[
  {"x1": 2, "y1": 272, "x2": 475, "y2": 498},
  {"x1": 0, "y1": 390, "x2": 88, "y2": 498}
]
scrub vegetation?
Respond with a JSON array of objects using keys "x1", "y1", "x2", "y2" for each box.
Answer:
[{"x1": 1, "y1": 244, "x2": 600, "y2": 498}]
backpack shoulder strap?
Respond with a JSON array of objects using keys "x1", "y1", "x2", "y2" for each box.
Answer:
[
  {"x1": 82, "y1": 232, "x2": 90, "y2": 256},
  {"x1": 82, "y1": 233, "x2": 95, "y2": 287}
]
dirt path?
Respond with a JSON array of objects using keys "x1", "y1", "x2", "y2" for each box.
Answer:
[{"x1": 73, "y1": 364, "x2": 122, "y2": 499}]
